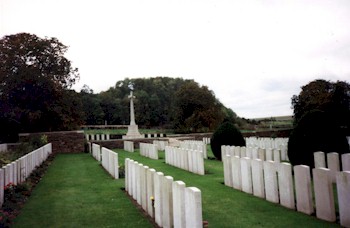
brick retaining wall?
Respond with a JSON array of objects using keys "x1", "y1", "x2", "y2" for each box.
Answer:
[{"x1": 19, "y1": 131, "x2": 85, "y2": 153}]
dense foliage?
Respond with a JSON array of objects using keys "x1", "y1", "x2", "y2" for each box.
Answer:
[
  {"x1": 210, "y1": 122, "x2": 246, "y2": 160},
  {"x1": 80, "y1": 77, "x2": 244, "y2": 133},
  {"x1": 289, "y1": 79, "x2": 350, "y2": 167},
  {"x1": 0, "y1": 33, "x2": 82, "y2": 142},
  {"x1": 291, "y1": 79, "x2": 350, "y2": 135},
  {"x1": 287, "y1": 110, "x2": 349, "y2": 168}
]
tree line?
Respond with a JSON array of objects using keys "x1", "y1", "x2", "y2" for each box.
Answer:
[
  {"x1": 80, "y1": 76, "x2": 241, "y2": 132},
  {"x1": 0, "y1": 33, "x2": 242, "y2": 142},
  {"x1": 1, "y1": 33, "x2": 349, "y2": 144}
]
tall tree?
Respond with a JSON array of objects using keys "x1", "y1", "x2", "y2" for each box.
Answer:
[
  {"x1": 291, "y1": 79, "x2": 350, "y2": 134},
  {"x1": 80, "y1": 85, "x2": 104, "y2": 125},
  {"x1": 173, "y1": 80, "x2": 225, "y2": 133},
  {"x1": 0, "y1": 33, "x2": 81, "y2": 141}
]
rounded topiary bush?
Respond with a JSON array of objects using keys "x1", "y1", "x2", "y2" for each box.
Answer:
[
  {"x1": 211, "y1": 122, "x2": 246, "y2": 160},
  {"x1": 288, "y1": 110, "x2": 350, "y2": 168}
]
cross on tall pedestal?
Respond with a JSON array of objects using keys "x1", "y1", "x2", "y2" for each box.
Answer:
[
  {"x1": 123, "y1": 90, "x2": 144, "y2": 139},
  {"x1": 128, "y1": 91, "x2": 136, "y2": 126}
]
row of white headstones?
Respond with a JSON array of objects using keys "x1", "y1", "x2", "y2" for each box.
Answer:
[
  {"x1": 222, "y1": 147, "x2": 350, "y2": 227},
  {"x1": 128, "y1": 137, "x2": 350, "y2": 226},
  {"x1": 0, "y1": 143, "x2": 53, "y2": 208},
  {"x1": 85, "y1": 133, "x2": 167, "y2": 142},
  {"x1": 91, "y1": 142, "x2": 204, "y2": 228},
  {"x1": 91, "y1": 143, "x2": 119, "y2": 179},
  {"x1": 130, "y1": 140, "x2": 208, "y2": 175},
  {"x1": 125, "y1": 158, "x2": 203, "y2": 228},
  {"x1": 124, "y1": 140, "x2": 170, "y2": 153}
]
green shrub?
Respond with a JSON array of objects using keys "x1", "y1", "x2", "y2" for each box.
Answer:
[
  {"x1": 288, "y1": 110, "x2": 350, "y2": 168},
  {"x1": 210, "y1": 122, "x2": 246, "y2": 160}
]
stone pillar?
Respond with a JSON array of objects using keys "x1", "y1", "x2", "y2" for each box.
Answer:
[
  {"x1": 129, "y1": 91, "x2": 136, "y2": 125},
  {"x1": 123, "y1": 90, "x2": 144, "y2": 139}
]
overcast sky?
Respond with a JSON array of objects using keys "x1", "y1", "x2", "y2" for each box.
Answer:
[{"x1": 1, "y1": 0, "x2": 350, "y2": 118}]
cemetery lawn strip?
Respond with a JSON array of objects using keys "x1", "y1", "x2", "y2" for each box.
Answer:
[
  {"x1": 117, "y1": 149, "x2": 339, "y2": 228},
  {"x1": 12, "y1": 153, "x2": 153, "y2": 228}
]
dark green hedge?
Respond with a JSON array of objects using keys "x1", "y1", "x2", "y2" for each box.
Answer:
[
  {"x1": 288, "y1": 110, "x2": 349, "y2": 168},
  {"x1": 211, "y1": 122, "x2": 245, "y2": 160}
]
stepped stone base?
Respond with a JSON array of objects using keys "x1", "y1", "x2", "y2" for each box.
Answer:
[{"x1": 123, "y1": 125, "x2": 144, "y2": 139}]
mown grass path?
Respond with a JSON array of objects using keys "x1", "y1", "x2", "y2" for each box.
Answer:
[{"x1": 12, "y1": 154, "x2": 152, "y2": 228}]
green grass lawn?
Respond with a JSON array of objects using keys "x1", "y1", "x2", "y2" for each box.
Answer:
[
  {"x1": 13, "y1": 149, "x2": 339, "y2": 227},
  {"x1": 12, "y1": 154, "x2": 153, "y2": 228}
]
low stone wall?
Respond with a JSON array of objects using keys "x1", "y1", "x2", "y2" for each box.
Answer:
[
  {"x1": 19, "y1": 131, "x2": 85, "y2": 153},
  {"x1": 87, "y1": 129, "x2": 293, "y2": 151},
  {"x1": 95, "y1": 138, "x2": 166, "y2": 150},
  {"x1": 243, "y1": 129, "x2": 292, "y2": 138}
]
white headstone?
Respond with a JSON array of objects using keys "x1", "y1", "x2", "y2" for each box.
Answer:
[
  {"x1": 342, "y1": 153, "x2": 350, "y2": 171},
  {"x1": 231, "y1": 156, "x2": 242, "y2": 190},
  {"x1": 154, "y1": 172, "x2": 164, "y2": 227},
  {"x1": 136, "y1": 163, "x2": 143, "y2": 205},
  {"x1": 327, "y1": 152, "x2": 340, "y2": 183},
  {"x1": 172, "y1": 181, "x2": 186, "y2": 228},
  {"x1": 273, "y1": 149, "x2": 281, "y2": 163},
  {"x1": 146, "y1": 168, "x2": 156, "y2": 217},
  {"x1": 251, "y1": 159, "x2": 265, "y2": 198},
  {"x1": 140, "y1": 165, "x2": 148, "y2": 211},
  {"x1": 278, "y1": 163, "x2": 295, "y2": 209},
  {"x1": 162, "y1": 176, "x2": 174, "y2": 228},
  {"x1": 336, "y1": 171, "x2": 350, "y2": 227},
  {"x1": 223, "y1": 155, "x2": 233, "y2": 187},
  {"x1": 125, "y1": 158, "x2": 130, "y2": 192},
  {"x1": 294, "y1": 165, "x2": 314, "y2": 215},
  {"x1": 264, "y1": 161, "x2": 279, "y2": 203},
  {"x1": 266, "y1": 148, "x2": 273, "y2": 161},
  {"x1": 313, "y1": 168, "x2": 336, "y2": 222},
  {"x1": 314, "y1": 151, "x2": 326, "y2": 168},
  {"x1": 0, "y1": 169, "x2": 4, "y2": 207},
  {"x1": 240, "y1": 157, "x2": 253, "y2": 194},
  {"x1": 258, "y1": 148, "x2": 265, "y2": 161},
  {"x1": 185, "y1": 187, "x2": 203, "y2": 228}
]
